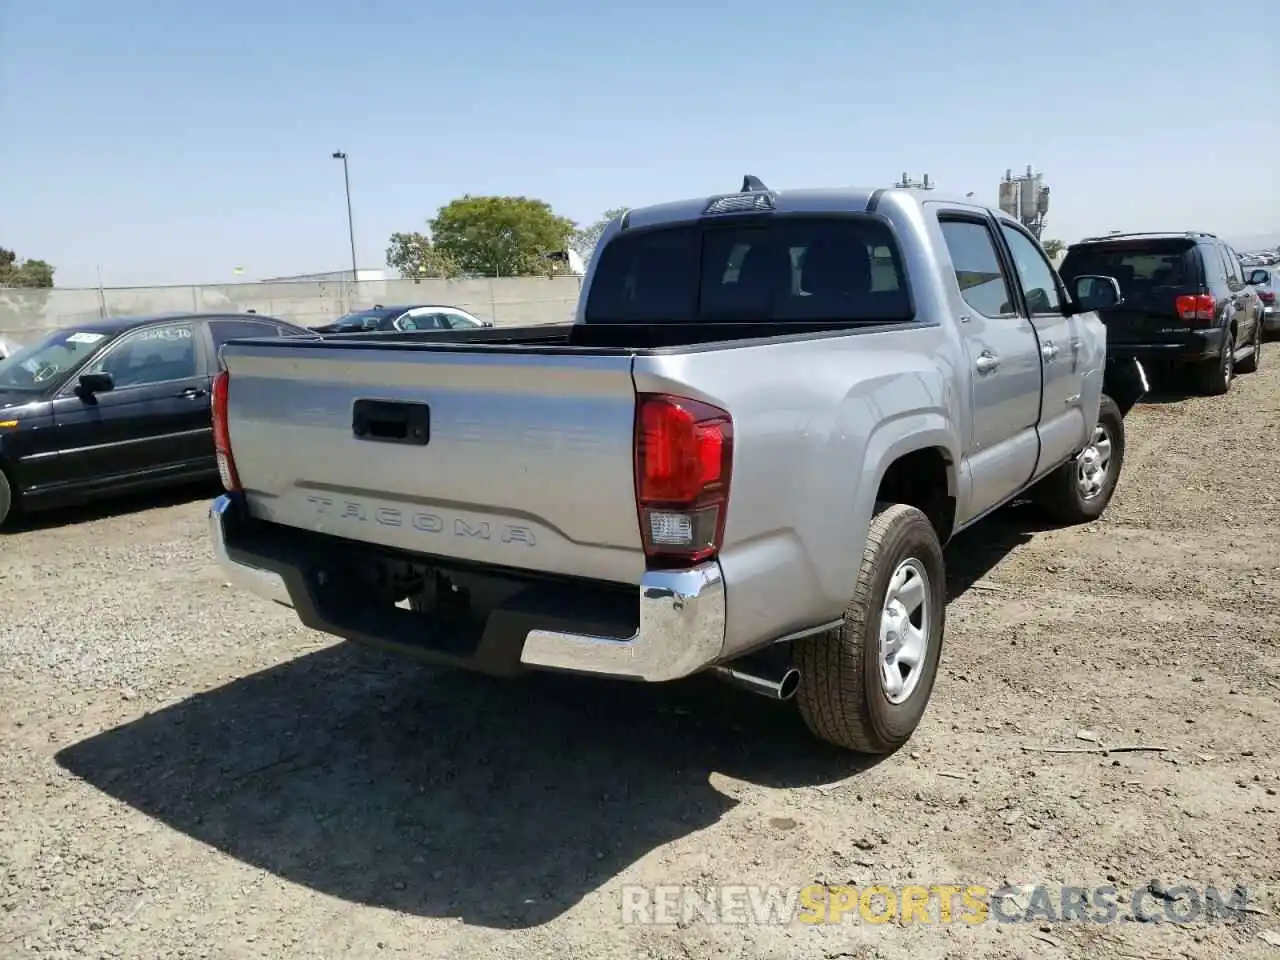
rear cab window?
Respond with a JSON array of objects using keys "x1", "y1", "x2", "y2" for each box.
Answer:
[
  {"x1": 1059, "y1": 239, "x2": 1203, "y2": 299},
  {"x1": 584, "y1": 216, "x2": 911, "y2": 324}
]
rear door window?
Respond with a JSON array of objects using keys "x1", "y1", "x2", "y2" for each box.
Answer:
[
  {"x1": 938, "y1": 219, "x2": 1016, "y2": 318},
  {"x1": 441, "y1": 311, "x2": 483, "y2": 329},
  {"x1": 584, "y1": 216, "x2": 911, "y2": 324},
  {"x1": 397, "y1": 311, "x2": 448, "y2": 331},
  {"x1": 1203, "y1": 245, "x2": 1227, "y2": 285}
]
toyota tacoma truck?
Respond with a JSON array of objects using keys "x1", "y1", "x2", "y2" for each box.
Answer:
[{"x1": 208, "y1": 178, "x2": 1146, "y2": 754}]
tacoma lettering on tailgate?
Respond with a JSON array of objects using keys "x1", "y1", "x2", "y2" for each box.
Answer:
[{"x1": 305, "y1": 495, "x2": 537, "y2": 546}]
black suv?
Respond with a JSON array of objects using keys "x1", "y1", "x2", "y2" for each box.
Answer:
[{"x1": 1058, "y1": 232, "x2": 1265, "y2": 395}]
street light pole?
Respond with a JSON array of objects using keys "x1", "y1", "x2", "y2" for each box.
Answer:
[{"x1": 332, "y1": 151, "x2": 358, "y2": 282}]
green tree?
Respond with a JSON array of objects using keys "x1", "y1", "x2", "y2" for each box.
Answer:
[
  {"x1": 385, "y1": 231, "x2": 460, "y2": 279},
  {"x1": 429, "y1": 196, "x2": 576, "y2": 277},
  {"x1": 571, "y1": 207, "x2": 630, "y2": 264},
  {"x1": 1041, "y1": 238, "x2": 1066, "y2": 260},
  {"x1": 0, "y1": 247, "x2": 55, "y2": 288}
]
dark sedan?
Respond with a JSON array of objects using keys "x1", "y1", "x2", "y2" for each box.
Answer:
[
  {"x1": 0, "y1": 312, "x2": 312, "y2": 527},
  {"x1": 312, "y1": 303, "x2": 493, "y2": 334}
]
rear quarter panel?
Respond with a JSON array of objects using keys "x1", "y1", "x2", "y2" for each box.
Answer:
[{"x1": 633, "y1": 323, "x2": 963, "y2": 659}]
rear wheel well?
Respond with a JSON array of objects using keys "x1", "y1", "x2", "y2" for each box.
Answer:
[{"x1": 876, "y1": 448, "x2": 955, "y2": 543}]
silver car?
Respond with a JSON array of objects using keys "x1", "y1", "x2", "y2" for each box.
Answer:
[{"x1": 1248, "y1": 266, "x2": 1277, "y2": 334}]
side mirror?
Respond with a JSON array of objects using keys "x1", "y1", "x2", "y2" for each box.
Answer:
[
  {"x1": 481, "y1": 319, "x2": 494, "y2": 328},
  {"x1": 77, "y1": 371, "x2": 115, "y2": 396},
  {"x1": 1247, "y1": 269, "x2": 1269, "y2": 286},
  {"x1": 1072, "y1": 274, "x2": 1123, "y2": 312}
]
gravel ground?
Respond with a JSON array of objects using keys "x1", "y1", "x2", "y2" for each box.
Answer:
[{"x1": 2, "y1": 349, "x2": 1278, "y2": 960}]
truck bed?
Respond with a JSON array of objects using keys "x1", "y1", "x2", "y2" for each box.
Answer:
[
  {"x1": 219, "y1": 319, "x2": 913, "y2": 583},
  {"x1": 217, "y1": 314, "x2": 935, "y2": 627}
]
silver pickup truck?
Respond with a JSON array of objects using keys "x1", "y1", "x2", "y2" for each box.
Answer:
[{"x1": 208, "y1": 178, "x2": 1146, "y2": 754}]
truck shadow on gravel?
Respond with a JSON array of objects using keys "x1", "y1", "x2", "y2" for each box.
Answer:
[
  {"x1": 943, "y1": 501, "x2": 1044, "y2": 597},
  {"x1": 53, "y1": 508, "x2": 1038, "y2": 929},
  {"x1": 54, "y1": 650, "x2": 868, "y2": 929}
]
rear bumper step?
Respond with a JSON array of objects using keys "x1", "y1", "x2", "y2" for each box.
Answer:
[{"x1": 209, "y1": 494, "x2": 726, "y2": 682}]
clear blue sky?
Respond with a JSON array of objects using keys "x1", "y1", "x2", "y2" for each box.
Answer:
[{"x1": 1, "y1": 0, "x2": 1277, "y2": 288}]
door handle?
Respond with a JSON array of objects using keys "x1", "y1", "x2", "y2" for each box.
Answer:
[
  {"x1": 1041, "y1": 341, "x2": 1059, "y2": 361},
  {"x1": 178, "y1": 386, "x2": 207, "y2": 399},
  {"x1": 974, "y1": 351, "x2": 1000, "y2": 374}
]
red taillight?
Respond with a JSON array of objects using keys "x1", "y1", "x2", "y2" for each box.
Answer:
[
  {"x1": 1175, "y1": 294, "x2": 1215, "y2": 324},
  {"x1": 211, "y1": 369, "x2": 241, "y2": 492},
  {"x1": 1259, "y1": 291, "x2": 1275, "y2": 304},
  {"x1": 634, "y1": 394, "x2": 733, "y2": 568}
]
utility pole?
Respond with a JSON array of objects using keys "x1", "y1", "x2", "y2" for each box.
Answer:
[
  {"x1": 895, "y1": 172, "x2": 935, "y2": 190},
  {"x1": 96, "y1": 265, "x2": 108, "y2": 320},
  {"x1": 331, "y1": 151, "x2": 359, "y2": 282}
]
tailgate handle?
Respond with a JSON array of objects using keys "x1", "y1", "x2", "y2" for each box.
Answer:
[{"x1": 352, "y1": 399, "x2": 430, "y2": 446}]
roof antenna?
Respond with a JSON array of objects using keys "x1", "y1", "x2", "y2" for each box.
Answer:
[{"x1": 741, "y1": 174, "x2": 769, "y2": 193}]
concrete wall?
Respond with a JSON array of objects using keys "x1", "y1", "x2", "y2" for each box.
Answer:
[{"x1": 0, "y1": 276, "x2": 584, "y2": 344}]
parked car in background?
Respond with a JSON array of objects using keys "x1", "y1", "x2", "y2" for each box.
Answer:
[
  {"x1": 1248, "y1": 266, "x2": 1278, "y2": 336},
  {"x1": 209, "y1": 179, "x2": 1144, "y2": 755},
  {"x1": 312, "y1": 304, "x2": 493, "y2": 334},
  {"x1": 0, "y1": 312, "x2": 314, "y2": 527},
  {"x1": 1059, "y1": 231, "x2": 1264, "y2": 395}
]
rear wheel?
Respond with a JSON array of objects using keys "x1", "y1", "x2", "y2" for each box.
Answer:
[
  {"x1": 1196, "y1": 328, "x2": 1234, "y2": 395},
  {"x1": 1237, "y1": 322, "x2": 1262, "y2": 374},
  {"x1": 793, "y1": 503, "x2": 946, "y2": 754},
  {"x1": 0, "y1": 469, "x2": 12, "y2": 529},
  {"x1": 1030, "y1": 395, "x2": 1125, "y2": 525}
]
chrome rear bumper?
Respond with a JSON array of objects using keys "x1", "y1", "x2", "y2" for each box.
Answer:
[
  {"x1": 210, "y1": 495, "x2": 291, "y2": 607},
  {"x1": 209, "y1": 495, "x2": 726, "y2": 682},
  {"x1": 520, "y1": 563, "x2": 725, "y2": 681}
]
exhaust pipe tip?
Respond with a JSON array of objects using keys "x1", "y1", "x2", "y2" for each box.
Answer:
[
  {"x1": 777, "y1": 667, "x2": 801, "y2": 701},
  {"x1": 708, "y1": 663, "x2": 802, "y2": 701}
]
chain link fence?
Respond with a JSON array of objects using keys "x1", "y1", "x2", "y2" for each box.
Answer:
[{"x1": 0, "y1": 276, "x2": 585, "y2": 344}]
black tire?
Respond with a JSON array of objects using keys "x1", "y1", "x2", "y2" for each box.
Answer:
[
  {"x1": 793, "y1": 502, "x2": 946, "y2": 754},
  {"x1": 1237, "y1": 323, "x2": 1261, "y2": 374},
  {"x1": 1030, "y1": 395, "x2": 1125, "y2": 525},
  {"x1": 1196, "y1": 328, "x2": 1234, "y2": 395},
  {"x1": 0, "y1": 469, "x2": 12, "y2": 529}
]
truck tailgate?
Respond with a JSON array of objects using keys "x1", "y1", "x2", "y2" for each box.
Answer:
[{"x1": 221, "y1": 342, "x2": 647, "y2": 585}]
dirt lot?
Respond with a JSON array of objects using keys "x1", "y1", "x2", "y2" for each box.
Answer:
[{"x1": 2, "y1": 353, "x2": 1278, "y2": 960}]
